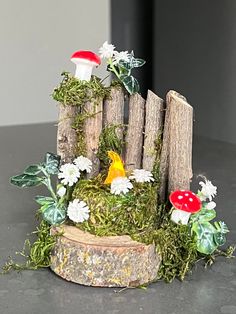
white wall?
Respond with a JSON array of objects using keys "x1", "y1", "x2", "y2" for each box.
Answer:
[{"x1": 0, "y1": 0, "x2": 110, "y2": 126}]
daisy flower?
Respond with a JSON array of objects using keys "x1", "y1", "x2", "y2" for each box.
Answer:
[
  {"x1": 129, "y1": 169, "x2": 154, "y2": 183},
  {"x1": 99, "y1": 41, "x2": 115, "y2": 59},
  {"x1": 113, "y1": 51, "x2": 129, "y2": 65},
  {"x1": 199, "y1": 178, "x2": 217, "y2": 201},
  {"x1": 57, "y1": 186, "x2": 66, "y2": 198},
  {"x1": 74, "y1": 156, "x2": 92, "y2": 173},
  {"x1": 67, "y1": 199, "x2": 90, "y2": 223},
  {"x1": 58, "y1": 163, "x2": 80, "y2": 186},
  {"x1": 111, "y1": 177, "x2": 133, "y2": 195}
]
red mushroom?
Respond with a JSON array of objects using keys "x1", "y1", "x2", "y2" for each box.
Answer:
[
  {"x1": 71, "y1": 50, "x2": 101, "y2": 81},
  {"x1": 169, "y1": 190, "x2": 202, "y2": 225}
]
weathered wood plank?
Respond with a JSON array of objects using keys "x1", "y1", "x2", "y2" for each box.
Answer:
[
  {"x1": 84, "y1": 97, "x2": 103, "y2": 178},
  {"x1": 168, "y1": 91, "x2": 193, "y2": 193},
  {"x1": 125, "y1": 93, "x2": 145, "y2": 170},
  {"x1": 143, "y1": 90, "x2": 164, "y2": 171},
  {"x1": 57, "y1": 104, "x2": 79, "y2": 163},
  {"x1": 51, "y1": 225, "x2": 161, "y2": 287},
  {"x1": 103, "y1": 86, "x2": 124, "y2": 139}
]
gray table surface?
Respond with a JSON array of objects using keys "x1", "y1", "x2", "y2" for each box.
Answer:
[{"x1": 0, "y1": 123, "x2": 235, "y2": 314}]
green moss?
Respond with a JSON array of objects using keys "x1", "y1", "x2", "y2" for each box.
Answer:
[
  {"x1": 52, "y1": 72, "x2": 110, "y2": 107},
  {"x1": 97, "y1": 125, "x2": 125, "y2": 172},
  {"x1": 73, "y1": 176, "x2": 159, "y2": 237},
  {"x1": 152, "y1": 132, "x2": 163, "y2": 184},
  {"x1": 1, "y1": 221, "x2": 60, "y2": 273}
]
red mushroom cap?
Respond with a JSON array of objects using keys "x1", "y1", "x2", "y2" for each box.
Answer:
[
  {"x1": 71, "y1": 50, "x2": 101, "y2": 65},
  {"x1": 169, "y1": 190, "x2": 202, "y2": 213}
]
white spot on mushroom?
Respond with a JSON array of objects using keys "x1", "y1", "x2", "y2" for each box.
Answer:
[
  {"x1": 178, "y1": 195, "x2": 183, "y2": 200},
  {"x1": 189, "y1": 198, "x2": 193, "y2": 202},
  {"x1": 184, "y1": 203, "x2": 188, "y2": 207},
  {"x1": 185, "y1": 193, "x2": 189, "y2": 196}
]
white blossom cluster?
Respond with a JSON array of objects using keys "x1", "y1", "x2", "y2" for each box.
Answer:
[
  {"x1": 110, "y1": 169, "x2": 154, "y2": 196},
  {"x1": 58, "y1": 156, "x2": 92, "y2": 187},
  {"x1": 99, "y1": 41, "x2": 129, "y2": 65},
  {"x1": 198, "y1": 177, "x2": 217, "y2": 209}
]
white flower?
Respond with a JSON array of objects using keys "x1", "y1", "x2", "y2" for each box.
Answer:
[
  {"x1": 57, "y1": 186, "x2": 66, "y2": 198},
  {"x1": 113, "y1": 51, "x2": 129, "y2": 65},
  {"x1": 67, "y1": 199, "x2": 90, "y2": 223},
  {"x1": 111, "y1": 177, "x2": 133, "y2": 195},
  {"x1": 129, "y1": 169, "x2": 154, "y2": 183},
  {"x1": 74, "y1": 156, "x2": 92, "y2": 173},
  {"x1": 58, "y1": 163, "x2": 80, "y2": 186},
  {"x1": 205, "y1": 201, "x2": 216, "y2": 210},
  {"x1": 99, "y1": 41, "x2": 115, "y2": 59},
  {"x1": 199, "y1": 178, "x2": 217, "y2": 201}
]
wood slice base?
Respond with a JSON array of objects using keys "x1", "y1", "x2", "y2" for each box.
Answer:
[{"x1": 50, "y1": 225, "x2": 161, "y2": 287}]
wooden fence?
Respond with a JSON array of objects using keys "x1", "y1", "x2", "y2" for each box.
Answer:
[{"x1": 57, "y1": 87, "x2": 193, "y2": 202}]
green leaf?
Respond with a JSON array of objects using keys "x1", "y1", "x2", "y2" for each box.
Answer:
[
  {"x1": 44, "y1": 152, "x2": 61, "y2": 175},
  {"x1": 214, "y1": 221, "x2": 229, "y2": 234},
  {"x1": 214, "y1": 232, "x2": 226, "y2": 246},
  {"x1": 41, "y1": 202, "x2": 66, "y2": 225},
  {"x1": 119, "y1": 60, "x2": 132, "y2": 72},
  {"x1": 24, "y1": 164, "x2": 42, "y2": 175},
  {"x1": 131, "y1": 58, "x2": 146, "y2": 68},
  {"x1": 35, "y1": 196, "x2": 55, "y2": 206},
  {"x1": 10, "y1": 174, "x2": 44, "y2": 188},
  {"x1": 191, "y1": 222, "x2": 217, "y2": 255},
  {"x1": 120, "y1": 75, "x2": 140, "y2": 95},
  {"x1": 190, "y1": 208, "x2": 216, "y2": 223}
]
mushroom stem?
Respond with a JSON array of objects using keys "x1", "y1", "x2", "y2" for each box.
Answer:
[
  {"x1": 75, "y1": 64, "x2": 93, "y2": 81},
  {"x1": 171, "y1": 209, "x2": 191, "y2": 225}
]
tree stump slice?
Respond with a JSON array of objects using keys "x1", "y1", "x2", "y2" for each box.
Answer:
[
  {"x1": 125, "y1": 93, "x2": 145, "y2": 170},
  {"x1": 84, "y1": 97, "x2": 103, "y2": 178},
  {"x1": 103, "y1": 86, "x2": 124, "y2": 140},
  {"x1": 143, "y1": 90, "x2": 164, "y2": 171},
  {"x1": 50, "y1": 225, "x2": 161, "y2": 287},
  {"x1": 57, "y1": 104, "x2": 79, "y2": 163}
]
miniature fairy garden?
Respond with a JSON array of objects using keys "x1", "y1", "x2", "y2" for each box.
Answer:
[{"x1": 2, "y1": 42, "x2": 234, "y2": 287}]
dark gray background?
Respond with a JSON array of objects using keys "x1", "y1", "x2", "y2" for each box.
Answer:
[{"x1": 112, "y1": 0, "x2": 236, "y2": 144}]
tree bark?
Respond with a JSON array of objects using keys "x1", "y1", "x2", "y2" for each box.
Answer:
[
  {"x1": 57, "y1": 104, "x2": 79, "y2": 163},
  {"x1": 51, "y1": 225, "x2": 161, "y2": 288},
  {"x1": 125, "y1": 93, "x2": 145, "y2": 170},
  {"x1": 143, "y1": 90, "x2": 164, "y2": 171},
  {"x1": 168, "y1": 91, "x2": 193, "y2": 193},
  {"x1": 84, "y1": 97, "x2": 103, "y2": 178},
  {"x1": 159, "y1": 100, "x2": 171, "y2": 202},
  {"x1": 103, "y1": 86, "x2": 125, "y2": 139}
]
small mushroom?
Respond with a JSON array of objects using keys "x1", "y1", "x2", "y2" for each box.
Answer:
[
  {"x1": 169, "y1": 190, "x2": 202, "y2": 225},
  {"x1": 71, "y1": 50, "x2": 101, "y2": 81}
]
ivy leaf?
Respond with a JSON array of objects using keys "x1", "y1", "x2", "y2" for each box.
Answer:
[
  {"x1": 190, "y1": 208, "x2": 216, "y2": 223},
  {"x1": 213, "y1": 232, "x2": 226, "y2": 246},
  {"x1": 10, "y1": 174, "x2": 44, "y2": 188},
  {"x1": 214, "y1": 221, "x2": 229, "y2": 234},
  {"x1": 131, "y1": 58, "x2": 146, "y2": 68},
  {"x1": 24, "y1": 164, "x2": 42, "y2": 175},
  {"x1": 191, "y1": 222, "x2": 217, "y2": 255},
  {"x1": 35, "y1": 195, "x2": 55, "y2": 206},
  {"x1": 120, "y1": 75, "x2": 140, "y2": 95},
  {"x1": 41, "y1": 202, "x2": 66, "y2": 225},
  {"x1": 119, "y1": 60, "x2": 132, "y2": 72},
  {"x1": 44, "y1": 152, "x2": 61, "y2": 175}
]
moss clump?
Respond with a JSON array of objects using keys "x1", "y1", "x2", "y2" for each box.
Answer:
[
  {"x1": 152, "y1": 132, "x2": 163, "y2": 184},
  {"x1": 73, "y1": 175, "x2": 159, "y2": 237},
  {"x1": 52, "y1": 72, "x2": 110, "y2": 107},
  {"x1": 1, "y1": 221, "x2": 59, "y2": 273},
  {"x1": 97, "y1": 125, "x2": 125, "y2": 172}
]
